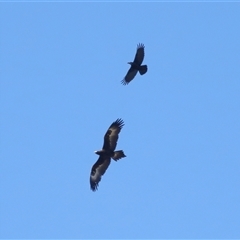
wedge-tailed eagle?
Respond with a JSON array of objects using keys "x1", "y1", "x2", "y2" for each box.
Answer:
[
  {"x1": 90, "y1": 118, "x2": 126, "y2": 191},
  {"x1": 121, "y1": 43, "x2": 148, "y2": 85}
]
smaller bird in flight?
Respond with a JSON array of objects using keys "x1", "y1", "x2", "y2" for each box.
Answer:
[{"x1": 121, "y1": 43, "x2": 148, "y2": 85}]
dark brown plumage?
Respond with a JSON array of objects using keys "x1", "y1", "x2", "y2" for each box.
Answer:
[
  {"x1": 121, "y1": 43, "x2": 148, "y2": 85},
  {"x1": 90, "y1": 119, "x2": 126, "y2": 191}
]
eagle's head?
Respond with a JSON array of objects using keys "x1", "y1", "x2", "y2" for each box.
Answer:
[
  {"x1": 94, "y1": 150, "x2": 104, "y2": 155},
  {"x1": 127, "y1": 62, "x2": 133, "y2": 65}
]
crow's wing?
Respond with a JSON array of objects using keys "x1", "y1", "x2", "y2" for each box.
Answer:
[
  {"x1": 121, "y1": 66, "x2": 138, "y2": 85},
  {"x1": 133, "y1": 43, "x2": 145, "y2": 65}
]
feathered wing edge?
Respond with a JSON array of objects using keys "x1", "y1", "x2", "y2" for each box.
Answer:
[
  {"x1": 137, "y1": 43, "x2": 145, "y2": 49},
  {"x1": 114, "y1": 118, "x2": 124, "y2": 130}
]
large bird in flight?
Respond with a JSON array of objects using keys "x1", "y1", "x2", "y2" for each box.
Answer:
[
  {"x1": 90, "y1": 118, "x2": 126, "y2": 191},
  {"x1": 121, "y1": 43, "x2": 148, "y2": 85}
]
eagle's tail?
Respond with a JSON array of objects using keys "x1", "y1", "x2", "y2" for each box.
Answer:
[
  {"x1": 139, "y1": 65, "x2": 148, "y2": 75},
  {"x1": 112, "y1": 150, "x2": 126, "y2": 161}
]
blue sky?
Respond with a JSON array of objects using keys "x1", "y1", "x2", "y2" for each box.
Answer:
[{"x1": 1, "y1": 2, "x2": 240, "y2": 239}]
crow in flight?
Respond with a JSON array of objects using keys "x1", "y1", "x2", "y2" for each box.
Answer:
[{"x1": 121, "y1": 43, "x2": 148, "y2": 85}]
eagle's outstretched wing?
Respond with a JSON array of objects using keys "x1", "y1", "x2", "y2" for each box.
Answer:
[
  {"x1": 102, "y1": 118, "x2": 124, "y2": 151},
  {"x1": 90, "y1": 155, "x2": 111, "y2": 191}
]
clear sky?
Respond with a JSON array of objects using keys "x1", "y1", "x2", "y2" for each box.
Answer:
[{"x1": 1, "y1": 2, "x2": 240, "y2": 239}]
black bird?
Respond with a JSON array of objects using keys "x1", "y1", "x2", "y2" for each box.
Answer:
[
  {"x1": 121, "y1": 43, "x2": 148, "y2": 85},
  {"x1": 90, "y1": 118, "x2": 126, "y2": 191}
]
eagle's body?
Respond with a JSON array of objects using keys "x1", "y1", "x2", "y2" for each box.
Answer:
[
  {"x1": 121, "y1": 43, "x2": 148, "y2": 85},
  {"x1": 90, "y1": 119, "x2": 126, "y2": 191}
]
